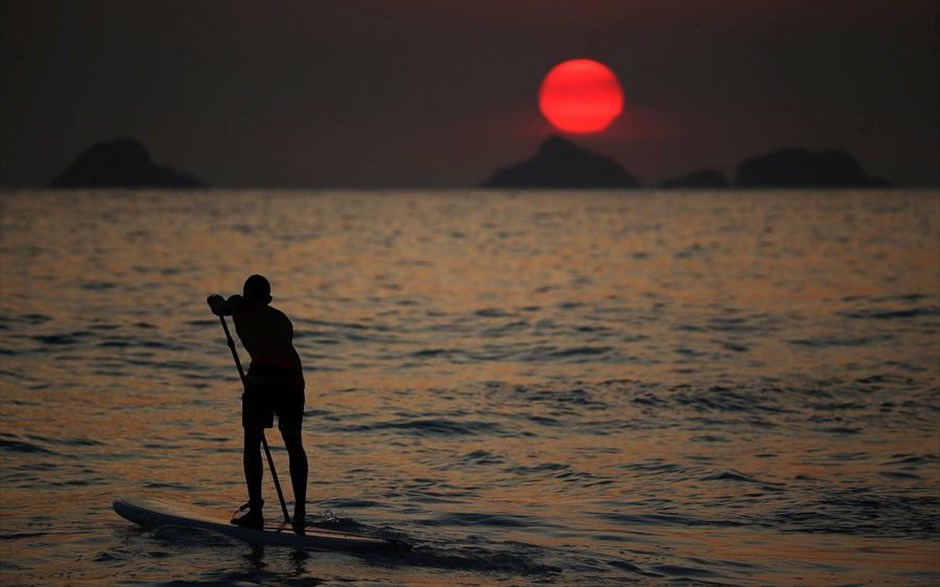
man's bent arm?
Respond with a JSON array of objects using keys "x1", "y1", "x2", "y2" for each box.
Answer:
[{"x1": 207, "y1": 294, "x2": 245, "y2": 316}]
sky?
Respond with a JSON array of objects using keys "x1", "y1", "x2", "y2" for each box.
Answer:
[{"x1": 2, "y1": 0, "x2": 938, "y2": 188}]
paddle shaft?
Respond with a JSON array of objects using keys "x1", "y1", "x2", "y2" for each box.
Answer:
[{"x1": 219, "y1": 315, "x2": 291, "y2": 524}]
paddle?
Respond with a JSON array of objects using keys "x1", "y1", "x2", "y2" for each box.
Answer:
[{"x1": 218, "y1": 315, "x2": 292, "y2": 525}]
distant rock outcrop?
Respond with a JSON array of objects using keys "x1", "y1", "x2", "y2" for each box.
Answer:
[
  {"x1": 660, "y1": 168, "x2": 729, "y2": 189},
  {"x1": 481, "y1": 135, "x2": 640, "y2": 188},
  {"x1": 51, "y1": 138, "x2": 205, "y2": 188},
  {"x1": 734, "y1": 148, "x2": 888, "y2": 188}
]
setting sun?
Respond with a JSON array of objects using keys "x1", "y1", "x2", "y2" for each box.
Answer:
[{"x1": 538, "y1": 59, "x2": 624, "y2": 134}]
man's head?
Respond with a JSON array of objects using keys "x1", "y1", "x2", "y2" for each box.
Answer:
[{"x1": 243, "y1": 274, "x2": 272, "y2": 305}]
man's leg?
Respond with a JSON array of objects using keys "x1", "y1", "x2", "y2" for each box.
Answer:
[
  {"x1": 243, "y1": 427, "x2": 264, "y2": 513},
  {"x1": 281, "y1": 429, "x2": 308, "y2": 529}
]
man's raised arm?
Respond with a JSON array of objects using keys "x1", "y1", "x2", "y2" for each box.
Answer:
[{"x1": 207, "y1": 294, "x2": 244, "y2": 316}]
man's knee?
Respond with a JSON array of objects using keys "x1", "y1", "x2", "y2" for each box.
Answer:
[
  {"x1": 244, "y1": 428, "x2": 264, "y2": 445},
  {"x1": 281, "y1": 431, "x2": 305, "y2": 451}
]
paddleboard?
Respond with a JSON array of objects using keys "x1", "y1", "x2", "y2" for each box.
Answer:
[{"x1": 113, "y1": 496, "x2": 399, "y2": 554}]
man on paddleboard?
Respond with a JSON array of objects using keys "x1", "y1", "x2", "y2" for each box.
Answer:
[{"x1": 207, "y1": 275, "x2": 308, "y2": 534}]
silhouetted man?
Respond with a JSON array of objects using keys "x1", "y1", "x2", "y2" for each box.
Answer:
[{"x1": 207, "y1": 275, "x2": 307, "y2": 534}]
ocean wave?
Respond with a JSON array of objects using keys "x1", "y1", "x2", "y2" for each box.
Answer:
[
  {"x1": 402, "y1": 541, "x2": 562, "y2": 578},
  {"x1": 335, "y1": 418, "x2": 509, "y2": 438},
  {"x1": 32, "y1": 332, "x2": 94, "y2": 346},
  {"x1": 841, "y1": 306, "x2": 940, "y2": 320},
  {"x1": 771, "y1": 490, "x2": 940, "y2": 539},
  {"x1": 0, "y1": 435, "x2": 56, "y2": 455}
]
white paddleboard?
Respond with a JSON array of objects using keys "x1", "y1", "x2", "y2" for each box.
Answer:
[{"x1": 113, "y1": 496, "x2": 399, "y2": 554}]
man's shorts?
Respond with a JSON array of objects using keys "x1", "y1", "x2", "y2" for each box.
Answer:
[{"x1": 242, "y1": 366, "x2": 305, "y2": 433}]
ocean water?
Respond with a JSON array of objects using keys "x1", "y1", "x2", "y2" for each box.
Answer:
[{"x1": 0, "y1": 188, "x2": 938, "y2": 586}]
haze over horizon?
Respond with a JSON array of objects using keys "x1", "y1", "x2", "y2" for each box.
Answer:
[{"x1": 2, "y1": 0, "x2": 938, "y2": 189}]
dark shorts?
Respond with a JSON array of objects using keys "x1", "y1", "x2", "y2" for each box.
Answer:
[{"x1": 242, "y1": 366, "x2": 305, "y2": 433}]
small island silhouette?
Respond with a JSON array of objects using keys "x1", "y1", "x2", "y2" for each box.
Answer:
[
  {"x1": 734, "y1": 148, "x2": 889, "y2": 188},
  {"x1": 482, "y1": 136, "x2": 889, "y2": 189},
  {"x1": 51, "y1": 138, "x2": 205, "y2": 188},
  {"x1": 480, "y1": 136, "x2": 641, "y2": 188}
]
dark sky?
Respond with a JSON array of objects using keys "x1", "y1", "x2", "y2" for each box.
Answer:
[{"x1": 2, "y1": 0, "x2": 938, "y2": 188}]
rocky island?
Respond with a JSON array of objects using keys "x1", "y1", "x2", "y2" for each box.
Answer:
[
  {"x1": 51, "y1": 138, "x2": 205, "y2": 188},
  {"x1": 734, "y1": 148, "x2": 888, "y2": 188},
  {"x1": 480, "y1": 135, "x2": 640, "y2": 189}
]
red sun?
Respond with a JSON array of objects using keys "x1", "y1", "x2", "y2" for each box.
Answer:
[{"x1": 538, "y1": 59, "x2": 624, "y2": 134}]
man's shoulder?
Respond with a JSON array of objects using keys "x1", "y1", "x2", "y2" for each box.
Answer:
[
  {"x1": 265, "y1": 305, "x2": 292, "y2": 322},
  {"x1": 226, "y1": 295, "x2": 249, "y2": 313}
]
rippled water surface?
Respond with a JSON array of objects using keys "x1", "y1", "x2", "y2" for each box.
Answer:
[{"x1": 1, "y1": 189, "x2": 938, "y2": 586}]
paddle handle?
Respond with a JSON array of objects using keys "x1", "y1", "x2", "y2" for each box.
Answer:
[
  {"x1": 219, "y1": 315, "x2": 292, "y2": 525},
  {"x1": 220, "y1": 315, "x2": 246, "y2": 384},
  {"x1": 262, "y1": 434, "x2": 291, "y2": 524}
]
